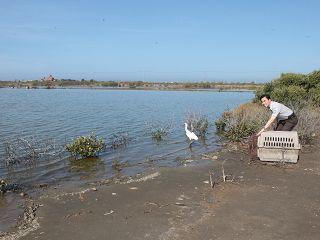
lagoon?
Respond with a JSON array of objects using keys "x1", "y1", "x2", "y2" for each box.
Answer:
[{"x1": 0, "y1": 88, "x2": 254, "y2": 187}]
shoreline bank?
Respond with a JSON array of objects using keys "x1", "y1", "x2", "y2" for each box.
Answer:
[
  {"x1": 1, "y1": 85, "x2": 256, "y2": 92},
  {"x1": 1, "y1": 143, "x2": 319, "y2": 240}
]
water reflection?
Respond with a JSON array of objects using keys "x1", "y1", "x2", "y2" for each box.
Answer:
[
  {"x1": 0, "y1": 193, "x2": 25, "y2": 232},
  {"x1": 69, "y1": 157, "x2": 105, "y2": 180},
  {"x1": 0, "y1": 196, "x2": 6, "y2": 208}
]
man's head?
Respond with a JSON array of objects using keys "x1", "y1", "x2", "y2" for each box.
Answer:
[{"x1": 260, "y1": 94, "x2": 272, "y2": 107}]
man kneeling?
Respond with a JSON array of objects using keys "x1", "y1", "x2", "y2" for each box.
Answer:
[{"x1": 257, "y1": 94, "x2": 298, "y2": 136}]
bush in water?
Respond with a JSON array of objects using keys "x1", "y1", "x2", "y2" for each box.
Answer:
[
  {"x1": 145, "y1": 121, "x2": 174, "y2": 141},
  {"x1": 66, "y1": 134, "x2": 105, "y2": 159},
  {"x1": 184, "y1": 111, "x2": 209, "y2": 138}
]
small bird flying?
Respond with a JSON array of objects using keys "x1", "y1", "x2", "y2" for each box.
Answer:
[{"x1": 184, "y1": 123, "x2": 198, "y2": 142}]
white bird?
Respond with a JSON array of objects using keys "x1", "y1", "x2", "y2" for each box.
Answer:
[{"x1": 184, "y1": 123, "x2": 198, "y2": 142}]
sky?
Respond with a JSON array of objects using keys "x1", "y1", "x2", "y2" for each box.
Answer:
[{"x1": 0, "y1": 0, "x2": 319, "y2": 83}]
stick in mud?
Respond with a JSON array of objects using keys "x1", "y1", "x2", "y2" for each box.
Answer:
[
  {"x1": 221, "y1": 160, "x2": 226, "y2": 182},
  {"x1": 209, "y1": 170, "x2": 215, "y2": 188}
]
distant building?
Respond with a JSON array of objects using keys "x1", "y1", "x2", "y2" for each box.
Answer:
[
  {"x1": 47, "y1": 74, "x2": 55, "y2": 81},
  {"x1": 41, "y1": 75, "x2": 55, "y2": 81}
]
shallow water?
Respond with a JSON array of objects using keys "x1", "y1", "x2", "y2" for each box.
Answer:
[
  {"x1": 0, "y1": 88, "x2": 254, "y2": 188},
  {"x1": 0, "y1": 192, "x2": 25, "y2": 232}
]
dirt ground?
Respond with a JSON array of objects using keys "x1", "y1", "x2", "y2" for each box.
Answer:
[{"x1": 1, "y1": 143, "x2": 320, "y2": 240}]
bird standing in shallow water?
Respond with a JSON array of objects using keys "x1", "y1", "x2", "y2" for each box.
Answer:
[{"x1": 184, "y1": 123, "x2": 198, "y2": 146}]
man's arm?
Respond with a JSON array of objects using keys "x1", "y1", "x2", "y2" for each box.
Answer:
[{"x1": 256, "y1": 116, "x2": 277, "y2": 136}]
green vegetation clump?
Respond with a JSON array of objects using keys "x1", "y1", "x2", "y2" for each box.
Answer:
[
  {"x1": 151, "y1": 129, "x2": 168, "y2": 141},
  {"x1": 66, "y1": 134, "x2": 106, "y2": 159},
  {"x1": 145, "y1": 121, "x2": 173, "y2": 141},
  {"x1": 215, "y1": 103, "x2": 269, "y2": 141},
  {"x1": 0, "y1": 179, "x2": 7, "y2": 194},
  {"x1": 255, "y1": 70, "x2": 320, "y2": 106},
  {"x1": 101, "y1": 81, "x2": 119, "y2": 87}
]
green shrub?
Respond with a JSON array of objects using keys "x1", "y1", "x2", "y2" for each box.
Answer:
[
  {"x1": 223, "y1": 122, "x2": 257, "y2": 141},
  {"x1": 66, "y1": 134, "x2": 105, "y2": 158},
  {"x1": 255, "y1": 70, "x2": 320, "y2": 105},
  {"x1": 309, "y1": 88, "x2": 320, "y2": 106},
  {"x1": 145, "y1": 121, "x2": 173, "y2": 141},
  {"x1": 274, "y1": 73, "x2": 306, "y2": 88},
  {"x1": 271, "y1": 85, "x2": 307, "y2": 105},
  {"x1": 101, "y1": 81, "x2": 119, "y2": 87},
  {"x1": 215, "y1": 102, "x2": 269, "y2": 141},
  {"x1": 150, "y1": 128, "x2": 170, "y2": 141},
  {"x1": 1, "y1": 179, "x2": 7, "y2": 194},
  {"x1": 215, "y1": 119, "x2": 226, "y2": 132},
  {"x1": 305, "y1": 70, "x2": 320, "y2": 90}
]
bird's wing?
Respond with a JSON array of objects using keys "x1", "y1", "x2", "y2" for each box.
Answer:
[{"x1": 190, "y1": 132, "x2": 198, "y2": 140}]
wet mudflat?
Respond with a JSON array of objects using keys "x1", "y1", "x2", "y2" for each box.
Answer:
[{"x1": 2, "y1": 143, "x2": 319, "y2": 240}]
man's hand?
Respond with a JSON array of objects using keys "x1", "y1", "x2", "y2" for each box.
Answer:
[{"x1": 256, "y1": 128, "x2": 265, "y2": 136}]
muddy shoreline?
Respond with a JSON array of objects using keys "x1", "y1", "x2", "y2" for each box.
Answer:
[{"x1": 1, "y1": 143, "x2": 320, "y2": 240}]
